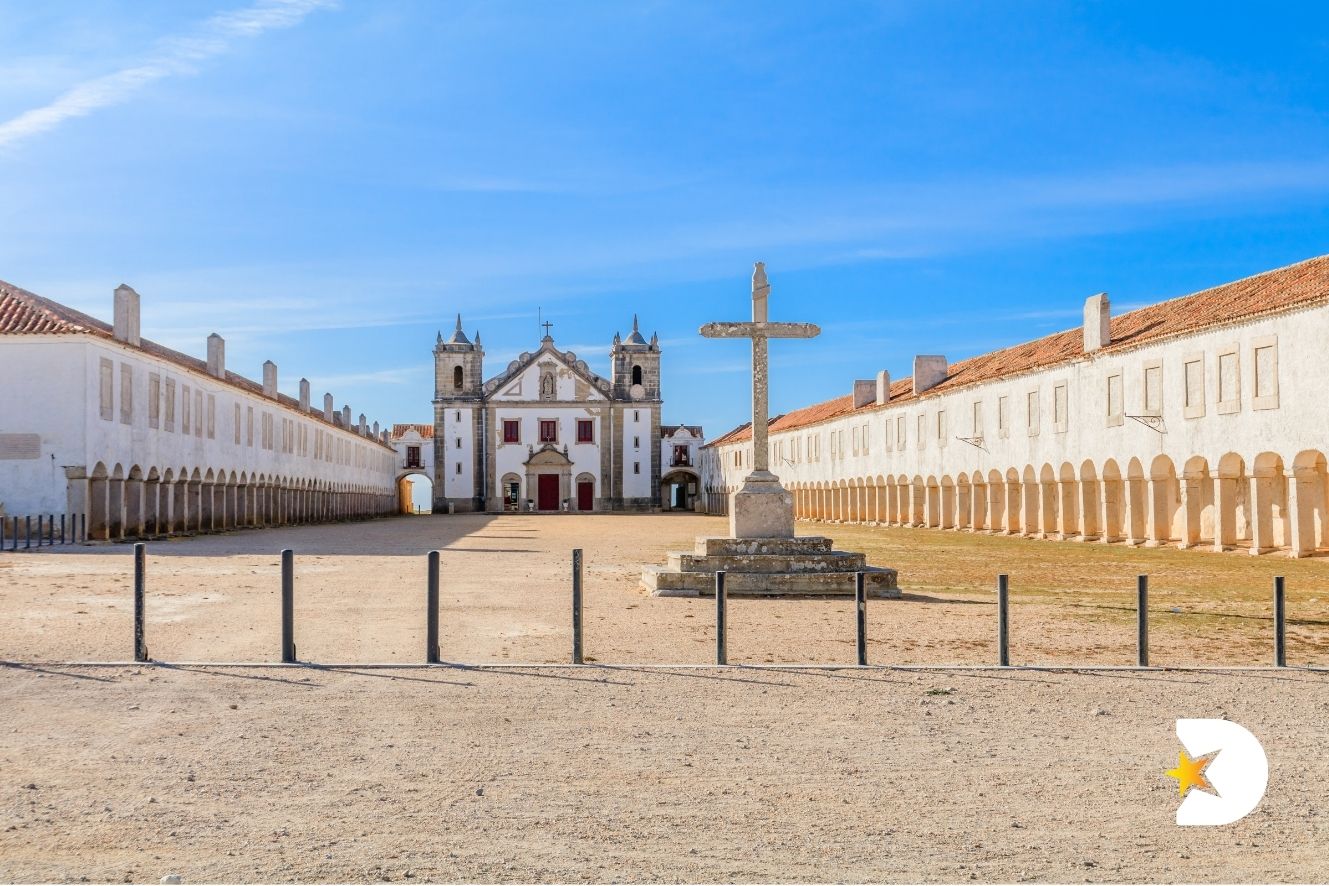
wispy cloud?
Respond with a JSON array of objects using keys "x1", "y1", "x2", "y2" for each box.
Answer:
[{"x1": 0, "y1": 0, "x2": 333, "y2": 149}]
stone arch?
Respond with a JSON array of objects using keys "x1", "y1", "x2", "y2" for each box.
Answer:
[
  {"x1": 939, "y1": 475, "x2": 957, "y2": 530},
  {"x1": 909, "y1": 475, "x2": 926, "y2": 527},
  {"x1": 1251, "y1": 452, "x2": 1288, "y2": 554},
  {"x1": 967, "y1": 470, "x2": 985, "y2": 532},
  {"x1": 1290, "y1": 450, "x2": 1329, "y2": 557},
  {"x1": 1055, "y1": 462, "x2": 1078, "y2": 540},
  {"x1": 1037, "y1": 463, "x2": 1057, "y2": 538},
  {"x1": 1124, "y1": 457, "x2": 1147, "y2": 545},
  {"x1": 1214, "y1": 452, "x2": 1248, "y2": 551},
  {"x1": 1101, "y1": 459, "x2": 1124, "y2": 543},
  {"x1": 987, "y1": 469, "x2": 1005, "y2": 533},
  {"x1": 575, "y1": 471, "x2": 599, "y2": 512},
  {"x1": 1008, "y1": 467, "x2": 1027, "y2": 535},
  {"x1": 1147, "y1": 455, "x2": 1180, "y2": 547}
]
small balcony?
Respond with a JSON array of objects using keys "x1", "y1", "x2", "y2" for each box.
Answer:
[{"x1": 669, "y1": 452, "x2": 693, "y2": 468}]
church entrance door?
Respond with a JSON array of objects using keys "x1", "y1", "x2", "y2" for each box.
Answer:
[
  {"x1": 537, "y1": 474, "x2": 560, "y2": 511},
  {"x1": 577, "y1": 480, "x2": 594, "y2": 512}
]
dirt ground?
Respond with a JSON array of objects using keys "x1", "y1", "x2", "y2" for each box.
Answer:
[
  {"x1": 1, "y1": 513, "x2": 1327, "y2": 667},
  {"x1": 2, "y1": 515, "x2": 1329, "y2": 883}
]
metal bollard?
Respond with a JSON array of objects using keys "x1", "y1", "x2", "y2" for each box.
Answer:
[
  {"x1": 1274, "y1": 576, "x2": 1286, "y2": 668},
  {"x1": 426, "y1": 550, "x2": 441, "y2": 664},
  {"x1": 60, "y1": 514, "x2": 66, "y2": 545},
  {"x1": 571, "y1": 549, "x2": 583, "y2": 664},
  {"x1": 133, "y1": 543, "x2": 149, "y2": 662},
  {"x1": 36, "y1": 515, "x2": 43, "y2": 548},
  {"x1": 25, "y1": 515, "x2": 31, "y2": 550},
  {"x1": 715, "y1": 571, "x2": 728, "y2": 665},
  {"x1": 11, "y1": 515, "x2": 17, "y2": 550},
  {"x1": 1137, "y1": 574, "x2": 1149, "y2": 667},
  {"x1": 997, "y1": 574, "x2": 1010, "y2": 666},
  {"x1": 47, "y1": 515, "x2": 54, "y2": 546},
  {"x1": 855, "y1": 571, "x2": 867, "y2": 666},
  {"x1": 281, "y1": 549, "x2": 296, "y2": 663}
]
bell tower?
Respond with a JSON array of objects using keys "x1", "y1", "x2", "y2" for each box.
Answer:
[
  {"x1": 432, "y1": 315, "x2": 484, "y2": 512},
  {"x1": 611, "y1": 314, "x2": 660, "y2": 401}
]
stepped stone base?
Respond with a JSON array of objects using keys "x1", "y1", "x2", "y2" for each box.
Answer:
[{"x1": 642, "y1": 535, "x2": 900, "y2": 598}]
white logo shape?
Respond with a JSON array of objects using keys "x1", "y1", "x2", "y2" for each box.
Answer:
[{"x1": 1175, "y1": 719, "x2": 1268, "y2": 826}]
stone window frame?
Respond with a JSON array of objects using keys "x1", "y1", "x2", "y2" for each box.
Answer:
[
  {"x1": 633, "y1": 461, "x2": 641, "y2": 475},
  {"x1": 576, "y1": 419, "x2": 594, "y2": 444},
  {"x1": 1052, "y1": 382, "x2": 1068, "y2": 433},
  {"x1": 896, "y1": 414, "x2": 906, "y2": 450},
  {"x1": 98, "y1": 358, "x2": 114, "y2": 421},
  {"x1": 247, "y1": 406, "x2": 254, "y2": 446},
  {"x1": 164, "y1": 378, "x2": 176, "y2": 432},
  {"x1": 194, "y1": 390, "x2": 203, "y2": 438},
  {"x1": 971, "y1": 400, "x2": 982, "y2": 437},
  {"x1": 1141, "y1": 359, "x2": 1163, "y2": 417},
  {"x1": 851, "y1": 425, "x2": 860, "y2": 456},
  {"x1": 1105, "y1": 370, "x2": 1124, "y2": 427},
  {"x1": 997, "y1": 395, "x2": 1010, "y2": 438},
  {"x1": 916, "y1": 413, "x2": 926, "y2": 450},
  {"x1": 234, "y1": 403, "x2": 242, "y2": 444},
  {"x1": 503, "y1": 419, "x2": 521, "y2": 444},
  {"x1": 1251, "y1": 334, "x2": 1280, "y2": 411},
  {"x1": 181, "y1": 384, "x2": 192, "y2": 435},
  {"x1": 936, "y1": 409, "x2": 947, "y2": 448},
  {"x1": 538, "y1": 418, "x2": 559, "y2": 444},
  {"x1": 148, "y1": 372, "x2": 161, "y2": 430},
  {"x1": 207, "y1": 394, "x2": 216, "y2": 440},
  {"x1": 861, "y1": 422, "x2": 870, "y2": 456},
  {"x1": 1182, "y1": 352, "x2": 1206, "y2": 420},
  {"x1": 1025, "y1": 387, "x2": 1040, "y2": 438},
  {"x1": 1216, "y1": 345, "x2": 1241, "y2": 415},
  {"x1": 119, "y1": 363, "x2": 133, "y2": 425}
]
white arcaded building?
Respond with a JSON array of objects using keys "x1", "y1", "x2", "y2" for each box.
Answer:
[
  {"x1": 432, "y1": 315, "x2": 666, "y2": 512},
  {"x1": 0, "y1": 280, "x2": 398, "y2": 539},
  {"x1": 701, "y1": 255, "x2": 1329, "y2": 558}
]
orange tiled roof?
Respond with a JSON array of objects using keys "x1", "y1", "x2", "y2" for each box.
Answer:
[
  {"x1": 0, "y1": 278, "x2": 394, "y2": 450},
  {"x1": 707, "y1": 254, "x2": 1329, "y2": 447},
  {"x1": 391, "y1": 423, "x2": 434, "y2": 439}
]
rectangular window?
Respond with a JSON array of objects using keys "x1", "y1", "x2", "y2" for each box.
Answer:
[
  {"x1": 148, "y1": 373, "x2": 161, "y2": 429},
  {"x1": 99, "y1": 358, "x2": 114, "y2": 420},
  {"x1": 1252, "y1": 337, "x2": 1279, "y2": 410},
  {"x1": 998, "y1": 396, "x2": 1009, "y2": 437},
  {"x1": 503, "y1": 420, "x2": 520, "y2": 443},
  {"x1": 936, "y1": 409, "x2": 946, "y2": 446},
  {"x1": 119, "y1": 363, "x2": 133, "y2": 425},
  {"x1": 207, "y1": 394, "x2": 216, "y2": 439},
  {"x1": 455, "y1": 438, "x2": 461, "y2": 449},
  {"x1": 234, "y1": 403, "x2": 241, "y2": 444},
  {"x1": 633, "y1": 461, "x2": 641, "y2": 474},
  {"x1": 1143, "y1": 363, "x2": 1162, "y2": 415},
  {"x1": 1106, "y1": 373, "x2": 1123, "y2": 426},
  {"x1": 1054, "y1": 383, "x2": 1068, "y2": 432},
  {"x1": 861, "y1": 423, "x2": 869, "y2": 456},
  {"x1": 851, "y1": 426, "x2": 860, "y2": 456},
  {"x1": 896, "y1": 415, "x2": 906, "y2": 449},
  {"x1": 838, "y1": 430, "x2": 845, "y2": 457},
  {"x1": 633, "y1": 435, "x2": 640, "y2": 449},
  {"x1": 633, "y1": 410, "x2": 640, "y2": 422},
  {"x1": 1184, "y1": 356, "x2": 1205, "y2": 419},
  {"x1": 247, "y1": 406, "x2": 254, "y2": 446},
  {"x1": 1217, "y1": 349, "x2": 1240, "y2": 413},
  {"x1": 181, "y1": 385, "x2": 191, "y2": 434},
  {"x1": 194, "y1": 390, "x2": 203, "y2": 437},
  {"x1": 972, "y1": 401, "x2": 982, "y2": 436},
  {"x1": 456, "y1": 462, "x2": 462, "y2": 475},
  {"x1": 577, "y1": 419, "x2": 594, "y2": 443},
  {"x1": 164, "y1": 378, "x2": 176, "y2": 431},
  {"x1": 539, "y1": 420, "x2": 558, "y2": 443},
  {"x1": 1026, "y1": 390, "x2": 1039, "y2": 436},
  {"x1": 916, "y1": 414, "x2": 925, "y2": 450}
]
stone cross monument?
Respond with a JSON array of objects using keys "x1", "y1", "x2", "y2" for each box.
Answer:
[{"x1": 700, "y1": 262, "x2": 819, "y2": 539}]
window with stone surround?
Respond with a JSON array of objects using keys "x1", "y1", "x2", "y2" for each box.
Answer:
[
  {"x1": 936, "y1": 410, "x2": 946, "y2": 446},
  {"x1": 1142, "y1": 361, "x2": 1162, "y2": 416},
  {"x1": 207, "y1": 395, "x2": 215, "y2": 439},
  {"x1": 971, "y1": 401, "x2": 982, "y2": 436},
  {"x1": 1106, "y1": 373, "x2": 1123, "y2": 426},
  {"x1": 539, "y1": 419, "x2": 558, "y2": 443},
  {"x1": 98, "y1": 358, "x2": 114, "y2": 421},
  {"x1": 182, "y1": 385, "x2": 191, "y2": 434},
  {"x1": 165, "y1": 378, "x2": 176, "y2": 431},
  {"x1": 916, "y1": 414, "x2": 926, "y2": 450},
  {"x1": 852, "y1": 426, "x2": 860, "y2": 456},
  {"x1": 1026, "y1": 390, "x2": 1039, "y2": 436},
  {"x1": 503, "y1": 420, "x2": 520, "y2": 443},
  {"x1": 896, "y1": 415, "x2": 906, "y2": 449},
  {"x1": 577, "y1": 419, "x2": 594, "y2": 443},
  {"x1": 1252, "y1": 336, "x2": 1279, "y2": 410},
  {"x1": 234, "y1": 403, "x2": 241, "y2": 444},
  {"x1": 997, "y1": 395, "x2": 1009, "y2": 438},
  {"x1": 194, "y1": 390, "x2": 203, "y2": 438},
  {"x1": 148, "y1": 373, "x2": 161, "y2": 429},
  {"x1": 1183, "y1": 355, "x2": 1205, "y2": 419},
  {"x1": 247, "y1": 406, "x2": 254, "y2": 446},
  {"x1": 861, "y1": 423, "x2": 869, "y2": 455},
  {"x1": 119, "y1": 363, "x2": 133, "y2": 425},
  {"x1": 1053, "y1": 383, "x2": 1068, "y2": 433}
]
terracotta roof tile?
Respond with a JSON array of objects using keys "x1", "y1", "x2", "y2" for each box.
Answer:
[
  {"x1": 707, "y1": 254, "x2": 1329, "y2": 446},
  {"x1": 391, "y1": 423, "x2": 434, "y2": 439},
  {"x1": 0, "y1": 278, "x2": 394, "y2": 450}
]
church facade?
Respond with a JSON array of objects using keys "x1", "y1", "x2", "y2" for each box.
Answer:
[
  {"x1": 701, "y1": 255, "x2": 1329, "y2": 558},
  {"x1": 432, "y1": 316, "x2": 665, "y2": 512}
]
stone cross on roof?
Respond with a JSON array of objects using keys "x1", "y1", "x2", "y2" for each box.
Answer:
[{"x1": 700, "y1": 262, "x2": 819, "y2": 478}]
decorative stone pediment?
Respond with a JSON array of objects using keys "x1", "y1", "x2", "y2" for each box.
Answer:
[
  {"x1": 484, "y1": 339, "x2": 611, "y2": 399},
  {"x1": 524, "y1": 444, "x2": 572, "y2": 467}
]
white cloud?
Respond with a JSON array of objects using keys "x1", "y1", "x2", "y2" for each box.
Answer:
[{"x1": 0, "y1": 0, "x2": 334, "y2": 149}]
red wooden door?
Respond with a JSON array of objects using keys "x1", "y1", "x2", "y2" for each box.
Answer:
[
  {"x1": 577, "y1": 481, "x2": 593, "y2": 511},
  {"x1": 537, "y1": 474, "x2": 560, "y2": 511}
]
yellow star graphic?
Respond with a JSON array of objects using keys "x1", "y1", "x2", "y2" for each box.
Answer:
[{"x1": 1167, "y1": 749, "x2": 1219, "y2": 797}]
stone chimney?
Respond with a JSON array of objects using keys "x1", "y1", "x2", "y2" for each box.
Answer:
[
  {"x1": 913, "y1": 355, "x2": 948, "y2": 394},
  {"x1": 875, "y1": 370, "x2": 891, "y2": 406},
  {"x1": 372, "y1": 420, "x2": 380, "y2": 437},
  {"x1": 853, "y1": 380, "x2": 876, "y2": 409},
  {"x1": 113, "y1": 285, "x2": 141, "y2": 346},
  {"x1": 1084, "y1": 292, "x2": 1110, "y2": 352},
  {"x1": 358, "y1": 413, "x2": 367, "y2": 435},
  {"x1": 262, "y1": 360, "x2": 277, "y2": 398},
  {"x1": 341, "y1": 405, "x2": 351, "y2": 427},
  {"x1": 206, "y1": 334, "x2": 225, "y2": 378},
  {"x1": 323, "y1": 393, "x2": 334, "y2": 422},
  {"x1": 299, "y1": 378, "x2": 310, "y2": 412}
]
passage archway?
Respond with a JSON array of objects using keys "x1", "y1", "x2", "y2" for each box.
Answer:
[
  {"x1": 661, "y1": 469, "x2": 699, "y2": 511},
  {"x1": 397, "y1": 472, "x2": 433, "y2": 514}
]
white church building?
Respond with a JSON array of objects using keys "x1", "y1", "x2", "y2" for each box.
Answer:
[
  {"x1": 701, "y1": 254, "x2": 1329, "y2": 558},
  {"x1": 0, "y1": 280, "x2": 398, "y2": 540},
  {"x1": 430, "y1": 315, "x2": 681, "y2": 512}
]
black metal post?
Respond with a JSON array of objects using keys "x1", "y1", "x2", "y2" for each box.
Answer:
[
  {"x1": 855, "y1": 571, "x2": 867, "y2": 666},
  {"x1": 426, "y1": 550, "x2": 441, "y2": 664},
  {"x1": 0, "y1": 516, "x2": 4, "y2": 549},
  {"x1": 1137, "y1": 574, "x2": 1149, "y2": 667},
  {"x1": 571, "y1": 548, "x2": 583, "y2": 664},
  {"x1": 11, "y1": 515, "x2": 17, "y2": 550},
  {"x1": 47, "y1": 515, "x2": 54, "y2": 546},
  {"x1": 1274, "y1": 576, "x2": 1286, "y2": 668},
  {"x1": 281, "y1": 549, "x2": 296, "y2": 663},
  {"x1": 997, "y1": 574, "x2": 1010, "y2": 666},
  {"x1": 80, "y1": 513, "x2": 87, "y2": 543},
  {"x1": 25, "y1": 515, "x2": 31, "y2": 550},
  {"x1": 60, "y1": 514, "x2": 66, "y2": 545},
  {"x1": 36, "y1": 515, "x2": 44, "y2": 547},
  {"x1": 133, "y1": 543, "x2": 148, "y2": 662},
  {"x1": 716, "y1": 571, "x2": 727, "y2": 665}
]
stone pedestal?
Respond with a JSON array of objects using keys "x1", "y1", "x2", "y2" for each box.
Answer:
[
  {"x1": 641, "y1": 535, "x2": 899, "y2": 598},
  {"x1": 730, "y1": 470, "x2": 794, "y2": 539}
]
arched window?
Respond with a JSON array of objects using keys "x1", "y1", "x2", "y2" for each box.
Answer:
[
  {"x1": 453, "y1": 366, "x2": 463, "y2": 390},
  {"x1": 632, "y1": 364, "x2": 643, "y2": 386}
]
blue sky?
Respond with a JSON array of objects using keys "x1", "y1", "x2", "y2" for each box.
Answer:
[{"x1": 3, "y1": 1, "x2": 1328, "y2": 442}]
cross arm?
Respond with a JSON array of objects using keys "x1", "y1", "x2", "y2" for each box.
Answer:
[{"x1": 699, "y1": 321, "x2": 821, "y2": 339}]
